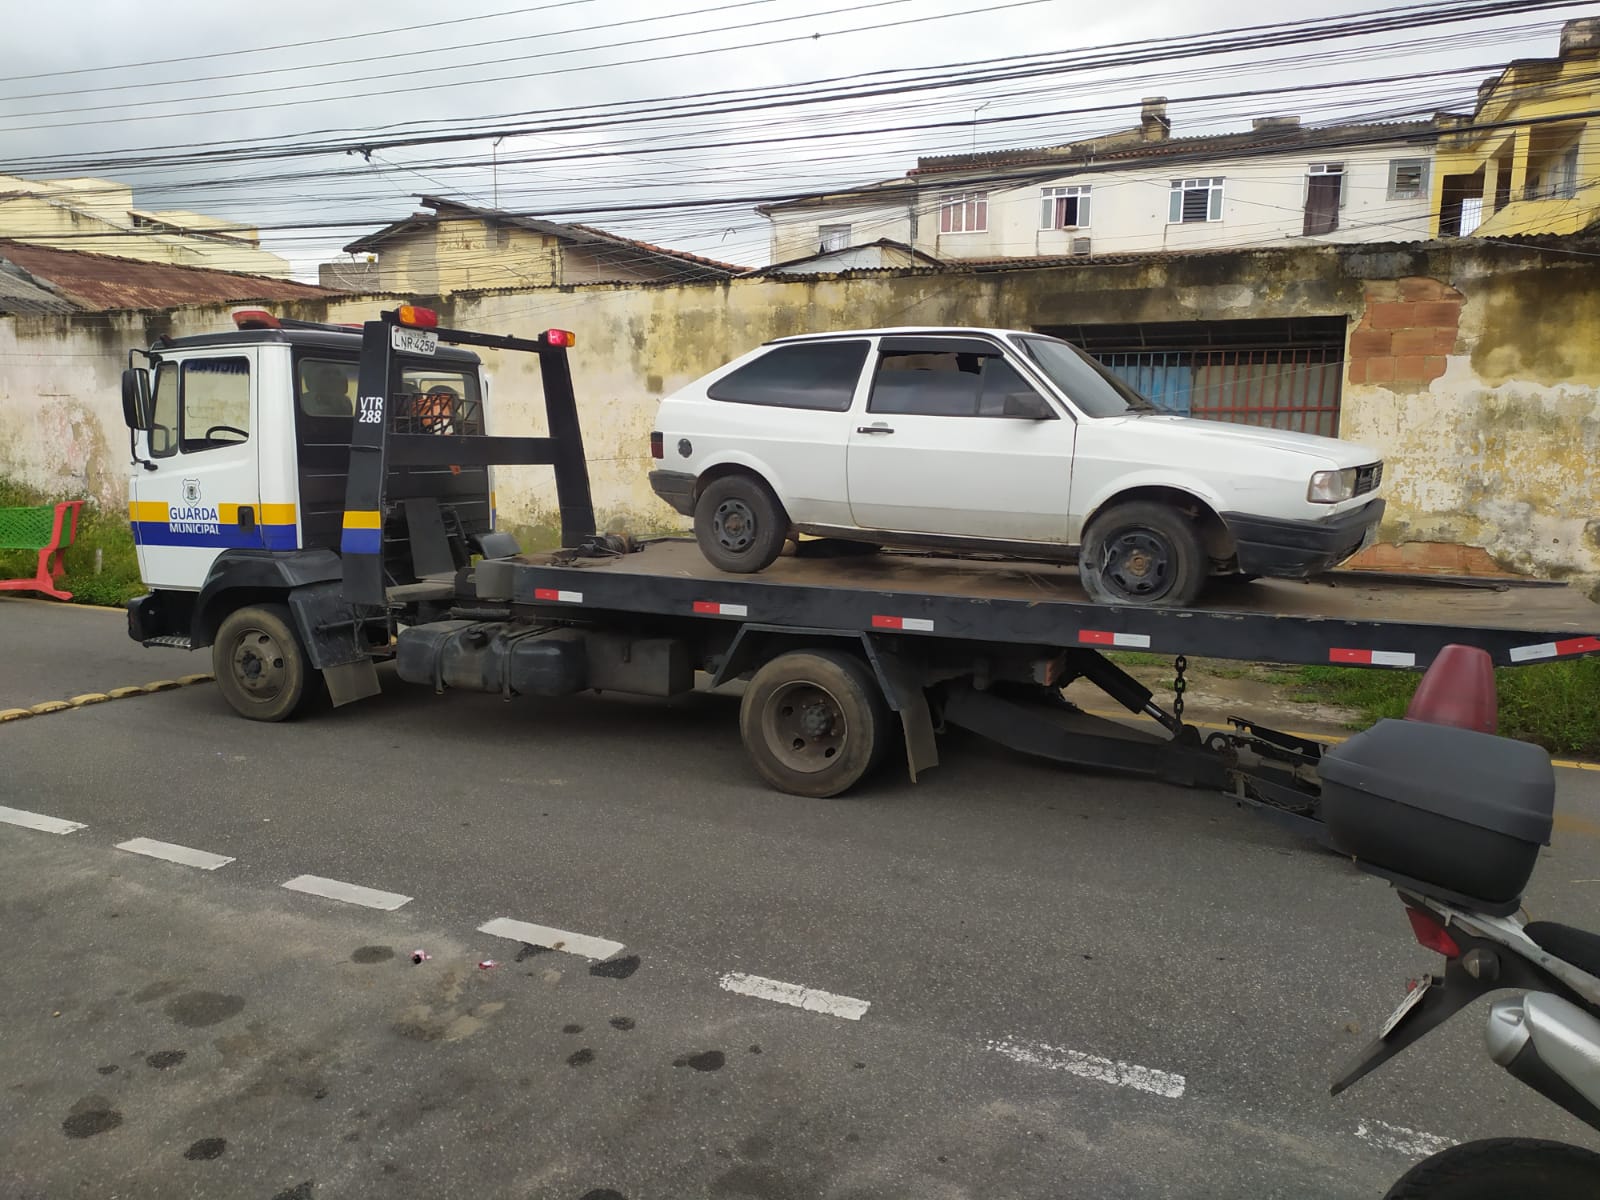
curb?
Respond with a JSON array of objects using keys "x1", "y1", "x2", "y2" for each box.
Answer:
[{"x1": 0, "y1": 674, "x2": 215, "y2": 725}]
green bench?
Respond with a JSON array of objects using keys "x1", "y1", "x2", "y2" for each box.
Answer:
[{"x1": 0, "y1": 500, "x2": 85, "y2": 601}]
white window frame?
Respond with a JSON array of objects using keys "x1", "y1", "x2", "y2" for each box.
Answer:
[
  {"x1": 1307, "y1": 162, "x2": 1347, "y2": 208},
  {"x1": 818, "y1": 223, "x2": 851, "y2": 252},
  {"x1": 1040, "y1": 185, "x2": 1091, "y2": 230},
  {"x1": 939, "y1": 190, "x2": 988, "y2": 234},
  {"x1": 1169, "y1": 177, "x2": 1224, "y2": 223},
  {"x1": 1387, "y1": 158, "x2": 1430, "y2": 201}
]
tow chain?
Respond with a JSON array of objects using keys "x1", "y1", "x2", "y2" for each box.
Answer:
[{"x1": 1172, "y1": 655, "x2": 1188, "y2": 725}]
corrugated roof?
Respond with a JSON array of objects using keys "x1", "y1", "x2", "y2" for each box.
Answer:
[
  {"x1": 914, "y1": 119, "x2": 1438, "y2": 175},
  {"x1": 0, "y1": 240, "x2": 336, "y2": 312},
  {"x1": 344, "y1": 196, "x2": 744, "y2": 278},
  {"x1": 0, "y1": 257, "x2": 79, "y2": 315}
]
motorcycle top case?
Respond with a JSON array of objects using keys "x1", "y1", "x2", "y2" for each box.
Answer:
[{"x1": 1320, "y1": 719, "x2": 1555, "y2": 911}]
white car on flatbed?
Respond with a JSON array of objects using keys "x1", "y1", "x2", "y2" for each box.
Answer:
[{"x1": 649, "y1": 327, "x2": 1384, "y2": 607}]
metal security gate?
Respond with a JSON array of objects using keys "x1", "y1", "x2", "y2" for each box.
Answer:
[{"x1": 1041, "y1": 317, "x2": 1348, "y2": 438}]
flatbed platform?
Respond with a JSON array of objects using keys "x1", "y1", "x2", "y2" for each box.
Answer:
[{"x1": 481, "y1": 539, "x2": 1600, "y2": 670}]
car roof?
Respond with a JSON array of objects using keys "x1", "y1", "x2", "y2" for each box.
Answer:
[{"x1": 767, "y1": 326, "x2": 1039, "y2": 345}]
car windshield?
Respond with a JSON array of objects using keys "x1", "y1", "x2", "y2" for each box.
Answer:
[{"x1": 1014, "y1": 335, "x2": 1158, "y2": 417}]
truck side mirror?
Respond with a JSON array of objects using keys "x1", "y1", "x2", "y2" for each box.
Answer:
[
  {"x1": 121, "y1": 368, "x2": 152, "y2": 431},
  {"x1": 1002, "y1": 391, "x2": 1054, "y2": 420}
]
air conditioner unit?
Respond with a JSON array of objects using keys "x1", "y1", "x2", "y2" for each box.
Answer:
[{"x1": 1071, "y1": 237, "x2": 1092, "y2": 256}]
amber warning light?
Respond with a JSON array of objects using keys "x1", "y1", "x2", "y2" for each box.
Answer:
[
  {"x1": 396, "y1": 305, "x2": 439, "y2": 328},
  {"x1": 544, "y1": 329, "x2": 575, "y2": 347}
]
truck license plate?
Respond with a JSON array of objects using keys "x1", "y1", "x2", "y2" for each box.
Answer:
[
  {"x1": 391, "y1": 326, "x2": 438, "y2": 356},
  {"x1": 1379, "y1": 978, "x2": 1431, "y2": 1040}
]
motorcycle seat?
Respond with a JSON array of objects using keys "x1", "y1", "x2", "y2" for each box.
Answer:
[{"x1": 1524, "y1": 921, "x2": 1600, "y2": 977}]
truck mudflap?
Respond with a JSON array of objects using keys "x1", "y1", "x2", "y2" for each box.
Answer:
[{"x1": 395, "y1": 620, "x2": 693, "y2": 700}]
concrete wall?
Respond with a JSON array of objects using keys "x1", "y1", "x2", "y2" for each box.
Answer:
[{"x1": 2, "y1": 239, "x2": 1597, "y2": 591}]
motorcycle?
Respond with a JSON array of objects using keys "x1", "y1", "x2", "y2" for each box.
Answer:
[{"x1": 1320, "y1": 646, "x2": 1600, "y2": 1198}]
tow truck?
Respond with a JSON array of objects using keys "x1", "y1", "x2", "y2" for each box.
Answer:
[{"x1": 118, "y1": 306, "x2": 1600, "y2": 839}]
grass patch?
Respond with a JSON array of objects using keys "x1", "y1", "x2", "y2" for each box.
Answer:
[
  {"x1": 1296, "y1": 661, "x2": 1600, "y2": 758},
  {"x1": 0, "y1": 479, "x2": 144, "y2": 608}
]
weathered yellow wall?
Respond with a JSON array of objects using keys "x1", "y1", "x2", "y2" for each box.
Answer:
[{"x1": 2, "y1": 240, "x2": 1597, "y2": 590}]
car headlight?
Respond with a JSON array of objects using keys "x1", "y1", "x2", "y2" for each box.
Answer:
[{"x1": 1307, "y1": 468, "x2": 1357, "y2": 504}]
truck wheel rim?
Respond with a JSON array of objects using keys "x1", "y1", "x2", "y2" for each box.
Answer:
[
  {"x1": 230, "y1": 627, "x2": 287, "y2": 699},
  {"x1": 762, "y1": 681, "x2": 848, "y2": 774},
  {"x1": 1101, "y1": 529, "x2": 1173, "y2": 599},
  {"x1": 714, "y1": 498, "x2": 757, "y2": 553}
]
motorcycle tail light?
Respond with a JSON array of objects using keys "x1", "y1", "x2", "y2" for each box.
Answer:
[{"x1": 1405, "y1": 905, "x2": 1461, "y2": 959}]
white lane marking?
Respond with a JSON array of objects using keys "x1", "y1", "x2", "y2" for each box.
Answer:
[
  {"x1": 282, "y1": 874, "x2": 411, "y2": 911},
  {"x1": 116, "y1": 837, "x2": 234, "y2": 871},
  {"x1": 0, "y1": 805, "x2": 85, "y2": 835},
  {"x1": 477, "y1": 917, "x2": 624, "y2": 962},
  {"x1": 987, "y1": 1036, "x2": 1186, "y2": 1099},
  {"x1": 718, "y1": 972, "x2": 871, "y2": 1021},
  {"x1": 1355, "y1": 1118, "x2": 1455, "y2": 1158}
]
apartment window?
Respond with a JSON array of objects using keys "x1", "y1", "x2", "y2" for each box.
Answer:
[
  {"x1": 818, "y1": 224, "x2": 851, "y2": 252},
  {"x1": 1040, "y1": 185, "x2": 1091, "y2": 230},
  {"x1": 1526, "y1": 139, "x2": 1581, "y2": 201},
  {"x1": 1169, "y1": 178, "x2": 1223, "y2": 223},
  {"x1": 1388, "y1": 158, "x2": 1429, "y2": 200},
  {"x1": 1304, "y1": 163, "x2": 1344, "y2": 236},
  {"x1": 939, "y1": 191, "x2": 988, "y2": 234}
]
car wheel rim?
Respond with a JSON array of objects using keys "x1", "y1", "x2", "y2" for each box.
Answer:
[
  {"x1": 762, "y1": 681, "x2": 848, "y2": 774},
  {"x1": 230, "y1": 628, "x2": 287, "y2": 699},
  {"x1": 1100, "y1": 529, "x2": 1174, "y2": 600},
  {"x1": 714, "y1": 498, "x2": 758, "y2": 553}
]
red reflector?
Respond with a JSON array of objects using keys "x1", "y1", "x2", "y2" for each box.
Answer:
[
  {"x1": 545, "y1": 328, "x2": 575, "y2": 347},
  {"x1": 1405, "y1": 906, "x2": 1461, "y2": 958},
  {"x1": 397, "y1": 305, "x2": 438, "y2": 328},
  {"x1": 650, "y1": 431, "x2": 664, "y2": 460},
  {"x1": 232, "y1": 308, "x2": 280, "y2": 329}
]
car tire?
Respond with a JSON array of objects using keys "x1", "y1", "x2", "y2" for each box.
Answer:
[
  {"x1": 212, "y1": 603, "x2": 313, "y2": 722},
  {"x1": 739, "y1": 650, "x2": 888, "y2": 798},
  {"x1": 695, "y1": 474, "x2": 789, "y2": 574},
  {"x1": 1080, "y1": 501, "x2": 1208, "y2": 608}
]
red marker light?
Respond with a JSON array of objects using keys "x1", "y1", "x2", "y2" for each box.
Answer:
[
  {"x1": 233, "y1": 309, "x2": 280, "y2": 329},
  {"x1": 650, "y1": 431, "x2": 664, "y2": 460},
  {"x1": 545, "y1": 329, "x2": 575, "y2": 347},
  {"x1": 396, "y1": 305, "x2": 438, "y2": 328},
  {"x1": 1405, "y1": 906, "x2": 1461, "y2": 959}
]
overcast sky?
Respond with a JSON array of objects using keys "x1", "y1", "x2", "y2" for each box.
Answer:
[{"x1": 3, "y1": 0, "x2": 1594, "y2": 278}]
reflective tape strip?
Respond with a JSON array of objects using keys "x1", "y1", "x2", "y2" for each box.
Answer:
[
  {"x1": 871, "y1": 615, "x2": 935, "y2": 632},
  {"x1": 1330, "y1": 648, "x2": 1416, "y2": 667},
  {"x1": 342, "y1": 509, "x2": 382, "y2": 529},
  {"x1": 128, "y1": 500, "x2": 170, "y2": 522},
  {"x1": 534, "y1": 588, "x2": 583, "y2": 604},
  {"x1": 340, "y1": 509, "x2": 383, "y2": 555},
  {"x1": 1078, "y1": 631, "x2": 1151, "y2": 649},
  {"x1": 1509, "y1": 636, "x2": 1600, "y2": 663},
  {"x1": 692, "y1": 601, "x2": 748, "y2": 617}
]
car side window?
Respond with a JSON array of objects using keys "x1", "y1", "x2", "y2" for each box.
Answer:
[
  {"x1": 179, "y1": 357, "x2": 250, "y2": 454},
  {"x1": 706, "y1": 341, "x2": 869, "y2": 411},
  {"x1": 297, "y1": 358, "x2": 358, "y2": 418},
  {"x1": 148, "y1": 361, "x2": 179, "y2": 458},
  {"x1": 870, "y1": 350, "x2": 1047, "y2": 417}
]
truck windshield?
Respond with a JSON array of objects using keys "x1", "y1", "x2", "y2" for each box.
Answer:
[{"x1": 1013, "y1": 335, "x2": 1157, "y2": 417}]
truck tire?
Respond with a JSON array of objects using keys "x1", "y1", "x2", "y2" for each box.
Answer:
[
  {"x1": 740, "y1": 650, "x2": 888, "y2": 798},
  {"x1": 212, "y1": 603, "x2": 314, "y2": 722},
  {"x1": 695, "y1": 474, "x2": 789, "y2": 574},
  {"x1": 1382, "y1": 1138, "x2": 1600, "y2": 1199},
  {"x1": 1080, "y1": 501, "x2": 1208, "y2": 608}
]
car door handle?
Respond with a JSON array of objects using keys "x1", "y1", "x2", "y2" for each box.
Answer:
[
  {"x1": 238, "y1": 505, "x2": 256, "y2": 531},
  {"x1": 856, "y1": 424, "x2": 894, "y2": 435}
]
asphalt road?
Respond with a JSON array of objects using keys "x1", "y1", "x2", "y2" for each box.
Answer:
[{"x1": 4, "y1": 603, "x2": 1600, "y2": 1199}]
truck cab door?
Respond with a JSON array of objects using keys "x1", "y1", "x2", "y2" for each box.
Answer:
[{"x1": 131, "y1": 349, "x2": 264, "y2": 591}]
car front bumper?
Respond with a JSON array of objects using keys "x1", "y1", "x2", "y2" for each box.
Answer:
[
  {"x1": 1221, "y1": 499, "x2": 1385, "y2": 578},
  {"x1": 649, "y1": 469, "x2": 696, "y2": 517}
]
